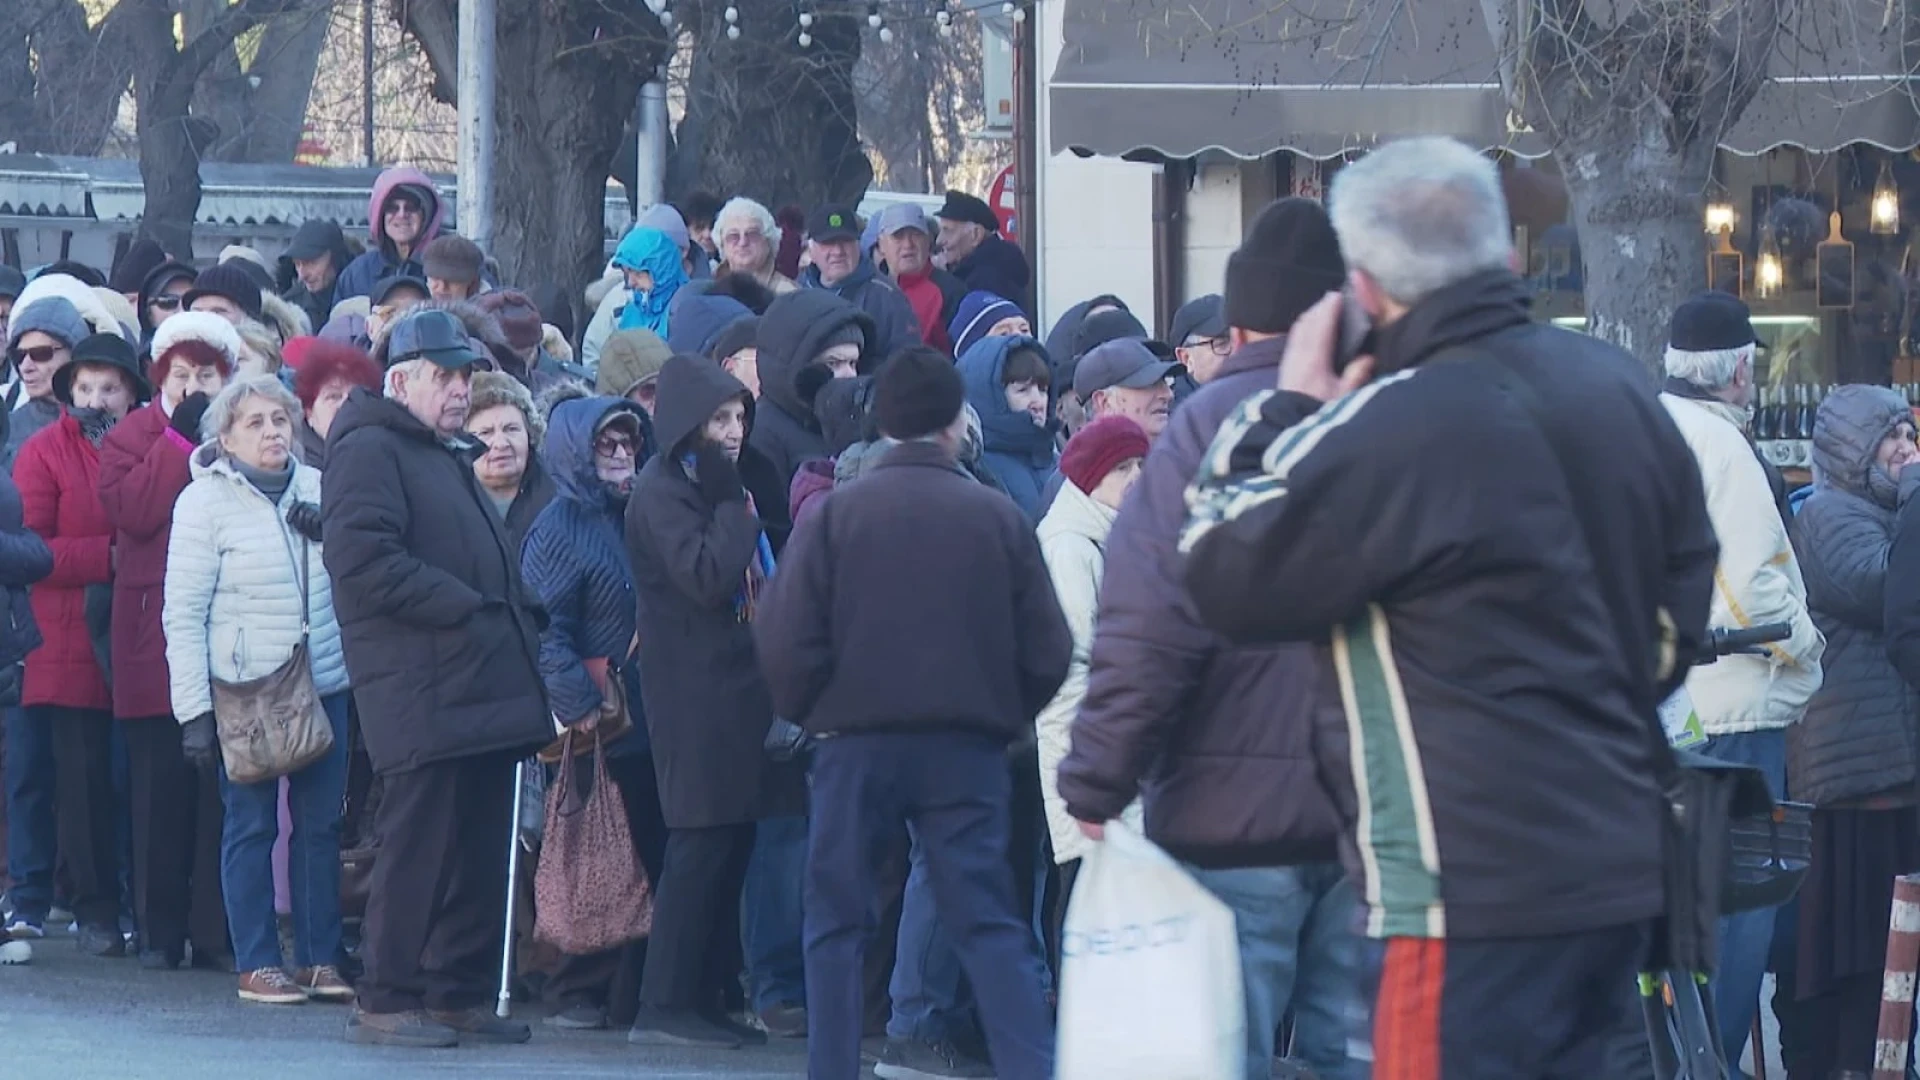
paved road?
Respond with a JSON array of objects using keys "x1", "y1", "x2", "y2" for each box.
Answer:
[{"x1": 6, "y1": 934, "x2": 807, "y2": 1080}]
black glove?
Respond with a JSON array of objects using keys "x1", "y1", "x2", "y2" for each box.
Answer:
[
  {"x1": 181, "y1": 712, "x2": 219, "y2": 772},
  {"x1": 692, "y1": 441, "x2": 745, "y2": 506},
  {"x1": 285, "y1": 500, "x2": 324, "y2": 543},
  {"x1": 170, "y1": 392, "x2": 212, "y2": 443}
]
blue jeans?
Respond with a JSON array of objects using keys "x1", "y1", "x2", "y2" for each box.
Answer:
[
  {"x1": 4, "y1": 705, "x2": 55, "y2": 921},
  {"x1": 1186, "y1": 861, "x2": 1365, "y2": 1080},
  {"x1": 741, "y1": 813, "x2": 808, "y2": 1011},
  {"x1": 1702, "y1": 728, "x2": 1788, "y2": 1071},
  {"x1": 887, "y1": 827, "x2": 970, "y2": 1043},
  {"x1": 216, "y1": 693, "x2": 349, "y2": 972}
]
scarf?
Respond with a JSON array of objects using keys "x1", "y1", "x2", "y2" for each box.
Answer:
[
  {"x1": 71, "y1": 407, "x2": 119, "y2": 448},
  {"x1": 233, "y1": 457, "x2": 294, "y2": 502},
  {"x1": 682, "y1": 451, "x2": 775, "y2": 621}
]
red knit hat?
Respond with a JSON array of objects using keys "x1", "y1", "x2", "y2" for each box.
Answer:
[{"x1": 1060, "y1": 415, "x2": 1150, "y2": 495}]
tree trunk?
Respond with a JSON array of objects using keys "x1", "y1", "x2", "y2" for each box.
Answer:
[
  {"x1": 127, "y1": 0, "x2": 207, "y2": 259},
  {"x1": 0, "y1": 0, "x2": 135, "y2": 156},
  {"x1": 672, "y1": 0, "x2": 871, "y2": 209},
  {"x1": 190, "y1": 0, "x2": 332, "y2": 163}
]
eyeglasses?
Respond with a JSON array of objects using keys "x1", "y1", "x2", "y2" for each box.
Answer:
[
  {"x1": 1185, "y1": 335, "x2": 1231, "y2": 357},
  {"x1": 9, "y1": 345, "x2": 64, "y2": 366},
  {"x1": 149, "y1": 295, "x2": 182, "y2": 312},
  {"x1": 720, "y1": 230, "x2": 766, "y2": 247},
  {"x1": 594, "y1": 435, "x2": 637, "y2": 458}
]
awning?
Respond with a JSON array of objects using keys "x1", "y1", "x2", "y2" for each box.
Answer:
[{"x1": 1049, "y1": 0, "x2": 1920, "y2": 160}]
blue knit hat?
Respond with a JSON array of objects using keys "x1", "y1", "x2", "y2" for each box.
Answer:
[
  {"x1": 7, "y1": 296, "x2": 90, "y2": 351},
  {"x1": 947, "y1": 291, "x2": 1026, "y2": 360}
]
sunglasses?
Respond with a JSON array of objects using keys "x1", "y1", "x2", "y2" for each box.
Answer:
[
  {"x1": 594, "y1": 435, "x2": 638, "y2": 458},
  {"x1": 148, "y1": 294, "x2": 183, "y2": 312},
  {"x1": 384, "y1": 201, "x2": 424, "y2": 218},
  {"x1": 9, "y1": 345, "x2": 64, "y2": 366}
]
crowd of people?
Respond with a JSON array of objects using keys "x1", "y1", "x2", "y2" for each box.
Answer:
[{"x1": 0, "y1": 136, "x2": 1913, "y2": 1080}]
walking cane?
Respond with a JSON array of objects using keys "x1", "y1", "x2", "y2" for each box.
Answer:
[{"x1": 497, "y1": 757, "x2": 527, "y2": 1019}]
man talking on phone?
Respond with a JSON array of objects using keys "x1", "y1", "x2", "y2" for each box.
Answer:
[{"x1": 1178, "y1": 137, "x2": 1720, "y2": 1077}]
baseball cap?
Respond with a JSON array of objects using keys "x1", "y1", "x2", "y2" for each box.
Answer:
[
  {"x1": 1168, "y1": 294, "x2": 1226, "y2": 347},
  {"x1": 385, "y1": 308, "x2": 483, "y2": 369},
  {"x1": 875, "y1": 202, "x2": 933, "y2": 238},
  {"x1": 1072, "y1": 338, "x2": 1183, "y2": 403},
  {"x1": 371, "y1": 275, "x2": 432, "y2": 306},
  {"x1": 807, "y1": 205, "x2": 861, "y2": 244}
]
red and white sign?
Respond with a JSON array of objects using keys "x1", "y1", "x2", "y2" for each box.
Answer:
[{"x1": 988, "y1": 164, "x2": 1018, "y2": 244}]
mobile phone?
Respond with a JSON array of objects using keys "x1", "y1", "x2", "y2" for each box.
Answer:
[{"x1": 1333, "y1": 285, "x2": 1376, "y2": 374}]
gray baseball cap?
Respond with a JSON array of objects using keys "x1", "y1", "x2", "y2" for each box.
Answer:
[
  {"x1": 1072, "y1": 337, "x2": 1183, "y2": 403},
  {"x1": 874, "y1": 202, "x2": 934, "y2": 238}
]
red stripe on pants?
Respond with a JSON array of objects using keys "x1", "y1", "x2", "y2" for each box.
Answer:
[{"x1": 1374, "y1": 936, "x2": 1446, "y2": 1080}]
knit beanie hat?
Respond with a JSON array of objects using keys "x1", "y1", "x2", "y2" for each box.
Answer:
[
  {"x1": 477, "y1": 289, "x2": 544, "y2": 350},
  {"x1": 1061, "y1": 415, "x2": 1150, "y2": 495},
  {"x1": 948, "y1": 291, "x2": 1026, "y2": 360},
  {"x1": 150, "y1": 311, "x2": 243, "y2": 379},
  {"x1": 424, "y1": 235, "x2": 485, "y2": 285},
  {"x1": 1223, "y1": 197, "x2": 1347, "y2": 335},
  {"x1": 874, "y1": 346, "x2": 964, "y2": 441},
  {"x1": 814, "y1": 322, "x2": 867, "y2": 363},
  {"x1": 710, "y1": 315, "x2": 760, "y2": 362},
  {"x1": 7, "y1": 296, "x2": 90, "y2": 350},
  {"x1": 185, "y1": 262, "x2": 265, "y2": 322}
]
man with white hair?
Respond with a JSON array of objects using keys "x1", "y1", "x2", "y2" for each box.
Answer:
[
  {"x1": 1659, "y1": 292, "x2": 1823, "y2": 1068},
  {"x1": 1179, "y1": 136, "x2": 1721, "y2": 1074},
  {"x1": 713, "y1": 196, "x2": 798, "y2": 295},
  {"x1": 322, "y1": 307, "x2": 552, "y2": 1048}
]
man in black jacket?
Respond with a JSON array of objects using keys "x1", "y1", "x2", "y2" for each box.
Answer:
[
  {"x1": 322, "y1": 308, "x2": 552, "y2": 1048},
  {"x1": 935, "y1": 189, "x2": 1031, "y2": 312},
  {"x1": 756, "y1": 347, "x2": 1071, "y2": 1080},
  {"x1": 1180, "y1": 137, "x2": 1719, "y2": 1076}
]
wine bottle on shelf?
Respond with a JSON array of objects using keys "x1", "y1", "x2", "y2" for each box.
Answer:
[
  {"x1": 1800, "y1": 385, "x2": 1820, "y2": 439},
  {"x1": 1755, "y1": 386, "x2": 1778, "y2": 440}
]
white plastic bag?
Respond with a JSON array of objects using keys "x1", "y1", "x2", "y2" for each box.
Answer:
[{"x1": 1056, "y1": 821, "x2": 1245, "y2": 1080}]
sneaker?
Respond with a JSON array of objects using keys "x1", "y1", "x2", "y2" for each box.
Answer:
[
  {"x1": 5, "y1": 917, "x2": 44, "y2": 940},
  {"x1": 704, "y1": 1011, "x2": 767, "y2": 1046},
  {"x1": 426, "y1": 1007, "x2": 531, "y2": 1044},
  {"x1": 76, "y1": 923, "x2": 125, "y2": 958},
  {"x1": 545, "y1": 1003, "x2": 608, "y2": 1030},
  {"x1": 627, "y1": 1005, "x2": 744, "y2": 1049},
  {"x1": 47, "y1": 905, "x2": 73, "y2": 926},
  {"x1": 238, "y1": 967, "x2": 308, "y2": 1005},
  {"x1": 755, "y1": 1001, "x2": 807, "y2": 1038},
  {"x1": 874, "y1": 1037, "x2": 997, "y2": 1080},
  {"x1": 0, "y1": 938, "x2": 30, "y2": 965},
  {"x1": 293, "y1": 965, "x2": 354, "y2": 1003},
  {"x1": 346, "y1": 1007, "x2": 459, "y2": 1048}
]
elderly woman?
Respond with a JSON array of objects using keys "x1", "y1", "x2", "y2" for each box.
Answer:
[
  {"x1": 1787, "y1": 386, "x2": 1920, "y2": 1077},
  {"x1": 14, "y1": 331, "x2": 148, "y2": 956},
  {"x1": 466, "y1": 370, "x2": 555, "y2": 555},
  {"x1": 97, "y1": 311, "x2": 241, "y2": 971},
  {"x1": 4, "y1": 296, "x2": 89, "y2": 470},
  {"x1": 714, "y1": 198, "x2": 798, "y2": 297},
  {"x1": 291, "y1": 340, "x2": 382, "y2": 469},
  {"x1": 521, "y1": 394, "x2": 667, "y2": 1031},
  {"x1": 163, "y1": 375, "x2": 351, "y2": 1006}
]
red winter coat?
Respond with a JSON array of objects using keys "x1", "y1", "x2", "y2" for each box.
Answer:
[
  {"x1": 15, "y1": 412, "x2": 114, "y2": 712},
  {"x1": 97, "y1": 402, "x2": 193, "y2": 719}
]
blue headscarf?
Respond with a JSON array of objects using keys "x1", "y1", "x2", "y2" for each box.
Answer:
[{"x1": 612, "y1": 226, "x2": 688, "y2": 337}]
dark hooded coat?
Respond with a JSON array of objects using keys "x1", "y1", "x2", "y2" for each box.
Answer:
[
  {"x1": 748, "y1": 290, "x2": 877, "y2": 489},
  {"x1": 624, "y1": 357, "x2": 803, "y2": 826},
  {"x1": 281, "y1": 220, "x2": 355, "y2": 332},
  {"x1": 799, "y1": 256, "x2": 921, "y2": 360},
  {"x1": 334, "y1": 168, "x2": 446, "y2": 301},
  {"x1": 958, "y1": 334, "x2": 1058, "y2": 522}
]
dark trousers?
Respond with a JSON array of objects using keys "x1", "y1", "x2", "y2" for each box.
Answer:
[
  {"x1": 357, "y1": 752, "x2": 516, "y2": 1014},
  {"x1": 547, "y1": 752, "x2": 670, "y2": 1015},
  {"x1": 46, "y1": 706, "x2": 120, "y2": 928},
  {"x1": 5, "y1": 705, "x2": 55, "y2": 919},
  {"x1": 122, "y1": 716, "x2": 228, "y2": 960},
  {"x1": 1374, "y1": 921, "x2": 1651, "y2": 1079},
  {"x1": 863, "y1": 825, "x2": 910, "y2": 1035},
  {"x1": 805, "y1": 731, "x2": 1053, "y2": 1080},
  {"x1": 638, "y1": 820, "x2": 754, "y2": 1011}
]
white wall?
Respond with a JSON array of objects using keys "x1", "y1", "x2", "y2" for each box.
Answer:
[
  {"x1": 1182, "y1": 161, "x2": 1250, "y2": 303},
  {"x1": 1035, "y1": 0, "x2": 1156, "y2": 337}
]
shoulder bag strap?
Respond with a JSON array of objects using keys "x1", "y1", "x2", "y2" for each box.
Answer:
[{"x1": 297, "y1": 537, "x2": 311, "y2": 646}]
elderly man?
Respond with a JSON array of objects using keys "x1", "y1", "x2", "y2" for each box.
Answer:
[
  {"x1": 874, "y1": 203, "x2": 968, "y2": 354},
  {"x1": 1178, "y1": 137, "x2": 1720, "y2": 1075},
  {"x1": 934, "y1": 189, "x2": 1030, "y2": 310},
  {"x1": 1071, "y1": 338, "x2": 1181, "y2": 441},
  {"x1": 799, "y1": 204, "x2": 921, "y2": 358},
  {"x1": 714, "y1": 197, "x2": 798, "y2": 295},
  {"x1": 1659, "y1": 291, "x2": 1824, "y2": 1067},
  {"x1": 282, "y1": 220, "x2": 353, "y2": 333},
  {"x1": 323, "y1": 307, "x2": 552, "y2": 1048}
]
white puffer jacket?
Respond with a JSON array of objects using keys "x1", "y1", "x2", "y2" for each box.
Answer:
[
  {"x1": 163, "y1": 444, "x2": 349, "y2": 724},
  {"x1": 1661, "y1": 392, "x2": 1825, "y2": 734},
  {"x1": 1036, "y1": 478, "x2": 1143, "y2": 864}
]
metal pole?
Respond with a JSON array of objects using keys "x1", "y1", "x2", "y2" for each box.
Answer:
[
  {"x1": 496, "y1": 759, "x2": 526, "y2": 1019},
  {"x1": 457, "y1": 0, "x2": 496, "y2": 248},
  {"x1": 635, "y1": 76, "x2": 668, "y2": 211},
  {"x1": 361, "y1": 0, "x2": 375, "y2": 167}
]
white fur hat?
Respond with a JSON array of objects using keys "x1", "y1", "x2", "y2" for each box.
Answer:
[{"x1": 151, "y1": 311, "x2": 244, "y2": 370}]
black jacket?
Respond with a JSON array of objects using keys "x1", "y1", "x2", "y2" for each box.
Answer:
[
  {"x1": 502, "y1": 455, "x2": 556, "y2": 558},
  {"x1": 626, "y1": 356, "x2": 801, "y2": 826},
  {"x1": 750, "y1": 290, "x2": 877, "y2": 490},
  {"x1": 756, "y1": 440, "x2": 1071, "y2": 742},
  {"x1": 1058, "y1": 336, "x2": 1341, "y2": 869},
  {"x1": 321, "y1": 389, "x2": 551, "y2": 774},
  {"x1": 1182, "y1": 270, "x2": 1718, "y2": 940},
  {"x1": 949, "y1": 233, "x2": 1031, "y2": 312},
  {"x1": 0, "y1": 466, "x2": 50, "y2": 699}
]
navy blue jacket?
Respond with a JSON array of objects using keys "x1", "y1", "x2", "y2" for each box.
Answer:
[
  {"x1": 520, "y1": 395, "x2": 655, "y2": 755},
  {"x1": 0, "y1": 467, "x2": 50, "y2": 695},
  {"x1": 800, "y1": 257, "x2": 922, "y2": 360}
]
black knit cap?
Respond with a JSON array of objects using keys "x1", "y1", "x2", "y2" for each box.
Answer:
[
  {"x1": 710, "y1": 315, "x2": 760, "y2": 362},
  {"x1": 1223, "y1": 197, "x2": 1347, "y2": 335},
  {"x1": 108, "y1": 238, "x2": 168, "y2": 295},
  {"x1": 183, "y1": 262, "x2": 265, "y2": 322},
  {"x1": 874, "y1": 345, "x2": 964, "y2": 440}
]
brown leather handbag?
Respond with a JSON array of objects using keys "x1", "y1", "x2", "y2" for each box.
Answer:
[
  {"x1": 537, "y1": 638, "x2": 637, "y2": 765},
  {"x1": 533, "y1": 730, "x2": 653, "y2": 954},
  {"x1": 211, "y1": 539, "x2": 335, "y2": 785}
]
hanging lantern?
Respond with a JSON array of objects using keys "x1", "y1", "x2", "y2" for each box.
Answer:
[
  {"x1": 1703, "y1": 199, "x2": 1735, "y2": 235},
  {"x1": 1872, "y1": 160, "x2": 1902, "y2": 235},
  {"x1": 1754, "y1": 227, "x2": 1785, "y2": 299}
]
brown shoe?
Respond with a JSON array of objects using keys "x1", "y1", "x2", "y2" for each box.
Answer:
[
  {"x1": 426, "y1": 1007, "x2": 531, "y2": 1044},
  {"x1": 238, "y1": 967, "x2": 308, "y2": 1005},
  {"x1": 345, "y1": 1006, "x2": 458, "y2": 1048},
  {"x1": 293, "y1": 965, "x2": 354, "y2": 1002}
]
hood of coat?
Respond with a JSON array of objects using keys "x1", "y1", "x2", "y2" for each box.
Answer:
[
  {"x1": 595, "y1": 328, "x2": 671, "y2": 398},
  {"x1": 651, "y1": 354, "x2": 752, "y2": 457},
  {"x1": 1038, "y1": 472, "x2": 1117, "y2": 548},
  {"x1": 260, "y1": 291, "x2": 313, "y2": 342},
  {"x1": 136, "y1": 260, "x2": 198, "y2": 335},
  {"x1": 366, "y1": 167, "x2": 445, "y2": 259},
  {"x1": 666, "y1": 291, "x2": 753, "y2": 357},
  {"x1": 544, "y1": 394, "x2": 654, "y2": 507},
  {"x1": 957, "y1": 333, "x2": 1054, "y2": 463},
  {"x1": 756, "y1": 290, "x2": 876, "y2": 422},
  {"x1": 328, "y1": 385, "x2": 482, "y2": 456},
  {"x1": 611, "y1": 227, "x2": 688, "y2": 324},
  {"x1": 1813, "y1": 384, "x2": 1911, "y2": 506}
]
